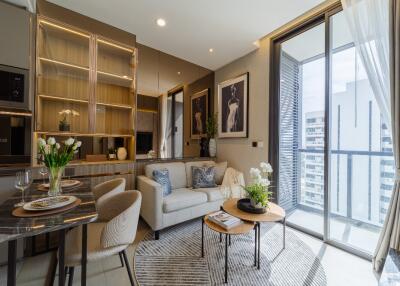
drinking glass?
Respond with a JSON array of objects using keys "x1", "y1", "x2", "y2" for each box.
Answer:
[
  {"x1": 221, "y1": 185, "x2": 231, "y2": 200},
  {"x1": 14, "y1": 170, "x2": 33, "y2": 207},
  {"x1": 39, "y1": 166, "x2": 48, "y2": 184}
]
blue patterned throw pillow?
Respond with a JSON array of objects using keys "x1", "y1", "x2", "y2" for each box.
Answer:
[
  {"x1": 192, "y1": 166, "x2": 217, "y2": 188},
  {"x1": 153, "y1": 169, "x2": 172, "y2": 196}
]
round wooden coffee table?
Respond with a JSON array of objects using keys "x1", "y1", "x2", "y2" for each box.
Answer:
[
  {"x1": 202, "y1": 215, "x2": 255, "y2": 284},
  {"x1": 222, "y1": 198, "x2": 286, "y2": 269}
]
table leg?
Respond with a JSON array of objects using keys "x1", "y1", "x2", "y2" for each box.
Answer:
[
  {"x1": 220, "y1": 233, "x2": 222, "y2": 243},
  {"x1": 82, "y1": 224, "x2": 88, "y2": 286},
  {"x1": 7, "y1": 240, "x2": 17, "y2": 286},
  {"x1": 229, "y1": 234, "x2": 231, "y2": 246},
  {"x1": 257, "y1": 222, "x2": 261, "y2": 270},
  {"x1": 225, "y1": 234, "x2": 228, "y2": 284},
  {"x1": 201, "y1": 217, "x2": 204, "y2": 258},
  {"x1": 283, "y1": 217, "x2": 286, "y2": 249},
  {"x1": 59, "y1": 229, "x2": 66, "y2": 286},
  {"x1": 254, "y1": 225, "x2": 257, "y2": 267}
]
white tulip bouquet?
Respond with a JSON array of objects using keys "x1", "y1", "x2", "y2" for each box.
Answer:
[
  {"x1": 37, "y1": 137, "x2": 81, "y2": 196},
  {"x1": 242, "y1": 162, "x2": 274, "y2": 208}
]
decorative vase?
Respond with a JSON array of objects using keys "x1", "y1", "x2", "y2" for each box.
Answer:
[
  {"x1": 117, "y1": 147, "x2": 127, "y2": 160},
  {"x1": 48, "y1": 166, "x2": 64, "y2": 197},
  {"x1": 209, "y1": 138, "x2": 216, "y2": 157},
  {"x1": 59, "y1": 122, "x2": 70, "y2": 131},
  {"x1": 200, "y1": 137, "x2": 209, "y2": 157}
]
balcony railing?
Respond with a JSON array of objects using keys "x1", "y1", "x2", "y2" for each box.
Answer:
[{"x1": 297, "y1": 148, "x2": 394, "y2": 227}]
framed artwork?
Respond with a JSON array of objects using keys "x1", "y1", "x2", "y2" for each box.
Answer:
[
  {"x1": 190, "y1": 88, "x2": 209, "y2": 139},
  {"x1": 218, "y1": 72, "x2": 249, "y2": 138}
]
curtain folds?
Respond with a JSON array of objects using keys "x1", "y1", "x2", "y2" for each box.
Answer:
[
  {"x1": 159, "y1": 94, "x2": 168, "y2": 158},
  {"x1": 341, "y1": 0, "x2": 391, "y2": 128},
  {"x1": 373, "y1": 0, "x2": 400, "y2": 272},
  {"x1": 341, "y1": 0, "x2": 400, "y2": 272}
]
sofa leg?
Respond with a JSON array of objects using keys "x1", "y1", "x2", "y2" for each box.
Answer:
[{"x1": 155, "y1": 230, "x2": 160, "y2": 240}]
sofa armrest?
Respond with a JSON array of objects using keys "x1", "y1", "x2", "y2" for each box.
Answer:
[{"x1": 137, "y1": 175, "x2": 163, "y2": 230}]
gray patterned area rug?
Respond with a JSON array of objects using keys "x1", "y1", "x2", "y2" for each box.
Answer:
[{"x1": 134, "y1": 219, "x2": 327, "y2": 286}]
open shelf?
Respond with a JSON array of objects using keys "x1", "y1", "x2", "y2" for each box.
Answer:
[
  {"x1": 35, "y1": 131, "x2": 134, "y2": 138},
  {"x1": 97, "y1": 102, "x2": 133, "y2": 110},
  {"x1": 97, "y1": 70, "x2": 133, "y2": 87},
  {"x1": 39, "y1": 57, "x2": 89, "y2": 72},
  {"x1": 38, "y1": 94, "x2": 89, "y2": 105}
]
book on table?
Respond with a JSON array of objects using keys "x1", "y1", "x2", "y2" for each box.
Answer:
[{"x1": 208, "y1": 211, "x2": 242, "y2": 230}]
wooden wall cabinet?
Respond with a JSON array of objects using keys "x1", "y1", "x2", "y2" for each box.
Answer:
[{"x1": 35, "y1": 16, "x2": 136, "y2": 162}]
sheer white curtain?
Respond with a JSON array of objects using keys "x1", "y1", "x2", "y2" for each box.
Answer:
[{"x1": 342, "y1": 0, "x2": 390, "y2": 127}]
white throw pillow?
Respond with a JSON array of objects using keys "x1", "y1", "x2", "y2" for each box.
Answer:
[{"x1": 212, "y1": 161, "x2": 227, "y2": 185}]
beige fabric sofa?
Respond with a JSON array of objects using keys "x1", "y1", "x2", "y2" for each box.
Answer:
[{"x1": 137, "y1": 160, "x2": 242, "y2": 239}]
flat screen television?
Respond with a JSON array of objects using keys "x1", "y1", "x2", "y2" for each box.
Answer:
[{"x1": 136, "y1": 132, "x2": 153, "y2": 154}]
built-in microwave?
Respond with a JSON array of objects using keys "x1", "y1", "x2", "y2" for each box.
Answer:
[{"x1": 0, "y1": 64, "x2": 29, "y2": 110}]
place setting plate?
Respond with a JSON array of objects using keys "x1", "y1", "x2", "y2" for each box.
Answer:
[
  {"x1": 12, "y1": 195, "x2": 81, "y2": 217},
  {"x1": 37, "y1": 179, "x2": 82, "y2": 191}
]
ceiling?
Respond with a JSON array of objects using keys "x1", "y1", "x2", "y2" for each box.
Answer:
[{"x1": 46, "y1": 0, "x2": 325, "y2": 70}]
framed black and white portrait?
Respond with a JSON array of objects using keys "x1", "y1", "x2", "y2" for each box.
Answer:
[
  {"x1": 190, "y1": 88, "x2": 209, "y2": 139},
  {"x1": 218, "y1": 72, "x2": 249, "y2": 138}
]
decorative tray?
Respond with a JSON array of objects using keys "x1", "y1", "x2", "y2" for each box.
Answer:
[
  {"x1": 23, "y1": 196, "x2": 77, "y2": 211},
  {"x1": 237, "y1": 198, "x2": 267, "y2": 214}
]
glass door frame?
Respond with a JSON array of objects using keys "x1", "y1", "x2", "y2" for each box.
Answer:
[
  {"x1": 269, "y1": 3, "x2": 371, "y2": 260},
  {"x1": 167, "y1": 87, "x2": 184, "y2": 158}
]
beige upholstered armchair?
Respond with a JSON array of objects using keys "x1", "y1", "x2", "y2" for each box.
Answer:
[
  {"x1": 92, "y1": 178, "x2": 126, "y2": 206},
  {"x1": 63, "y1": 190, "x2": 142, "y2": 286}
]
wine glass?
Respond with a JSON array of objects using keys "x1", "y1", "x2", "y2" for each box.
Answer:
[
  {"x1": 14, "y1": 170, "x2": 33, "y2": 207},
  {"x1": 39, "y1": 166, "x2": 48, "y2": 184}
]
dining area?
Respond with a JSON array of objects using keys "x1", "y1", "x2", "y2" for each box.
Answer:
[{"x1": 0, "y1": 138, "x2": 142, "y2": 286}]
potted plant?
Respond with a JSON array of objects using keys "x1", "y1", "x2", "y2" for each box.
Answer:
[
  {"x1": 37, "y1": 137, "x2": 81, "y2": 197},
  {"x1": 242, "y1": 162, "x2": 273, "y2": 209},
  {"x1": 58, "y1": 109, "x2": 80, "y2": 131},
  {"x1": 206, "y1": 113, "x2": 218, "y2": 157}
]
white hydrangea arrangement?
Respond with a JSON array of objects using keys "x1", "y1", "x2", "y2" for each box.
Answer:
[
  {"x1": 37, "y1": 137, "x2": 82, "y2": 196},
  {"x1": 243, "y1": 162, "x2": 274, "y2": 208}
]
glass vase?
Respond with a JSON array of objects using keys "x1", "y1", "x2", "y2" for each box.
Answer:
[{"x1": 48, "y1": 167, "x2": 64, "y2": 197}]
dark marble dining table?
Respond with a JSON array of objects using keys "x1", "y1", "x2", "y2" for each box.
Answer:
[{"x1": 0, "y1": 178, "x2": 98, "y2": 286}]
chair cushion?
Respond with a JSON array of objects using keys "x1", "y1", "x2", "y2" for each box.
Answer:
[
  {"x1": 64, "y1": 223, "x2": 127, "y2": 267},
  {"x1": 185, "y1": 160, "x2": 216, "y2": 187},
  {"x1": 152, "y1": 169, "x2": 172, "y2": 196},
  {"x1": 145, "y1": 162, "x2": 187, "y2": 189},
  {"x1": 192, "y1": 166, "x2": 217, "y2": 188},
  {"x1": 163, "y1": 188, "x2": 208, "y2": 213},
  {"x1": 193, "y1": 186, "x2": 223, "y2": 202}
]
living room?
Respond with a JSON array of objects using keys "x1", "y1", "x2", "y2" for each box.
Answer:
[{"x1": 0, "y1": 0, "x2": 398, "y2": 285}]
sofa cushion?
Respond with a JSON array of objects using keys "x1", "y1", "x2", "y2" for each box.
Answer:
[
  {"x1": 163, "y1": 188, "x2": 208, "y2": 213},
  {"x1": 185, "y1": 161, "x2": 216, "y2": 187},
  {"x1": 152, "y1": 169, "x2": 172, "y2": 196},
  {"x1": 192, "y1": 166, "x2": 217, "y2": 188},
  {"x1": 146, "y1": 162, "x2": 187, "y2": 190},
  {"x1": 214, "y1": 162, "x2": 228, "y2": 185},
  {"x1": 193, "y1": 186, "x2": 223, "y2": 202}
]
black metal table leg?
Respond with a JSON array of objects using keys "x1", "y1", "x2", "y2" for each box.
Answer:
[
  {"x1": 82, "y1": 224, "x2": 88, "y2": 286},
  {"x1": 229, "y1": 234, "x2": 231, "y2": 246},
  {"x1": 257, "y1": 222, "x2": 261, "y2": 270},
  {"x1": 201, "y1": 217, "x2": 204, "y2": 257},
  {"x1": 225, "y1": 234, "x2": 228, "y2": 284},
  {"x1": 283, "y1": 217, "x2": 286, "y2": 249},
  {"x1": 7, "y1": 240, "x2": 17, "y2": 286},
  {"x1": 254, "y1": 225, "x2": 257, "y2": 267},
  {"x1": 220, "y1": 233, "x2": 222, "y2": 243},
  {"x1": 59, "y1": 229, "x2": 66, "y2": 286}
]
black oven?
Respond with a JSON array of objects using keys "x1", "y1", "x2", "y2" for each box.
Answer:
[
  {"x1": 0, "y1": 114, "x2": 31, "y2": 165},
  {"x1": 0, "y1": 64, "x2": 29, "y2": 110}
]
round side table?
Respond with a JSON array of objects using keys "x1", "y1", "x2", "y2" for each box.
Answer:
[
  {"x1": 202, "y1": 215, "x2": 255, "y2": 284},
  {"x1": 222, "y1": 199, "x2": 286, "y2": 269}
]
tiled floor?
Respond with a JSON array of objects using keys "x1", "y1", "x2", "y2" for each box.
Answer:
[{"x1": 3, "y1": 219, "x2": 379, "y2": 286}]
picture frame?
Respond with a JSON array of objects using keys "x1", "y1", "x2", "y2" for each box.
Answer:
[
  {"x1": 217, "y1": 72, "x2": 249, "y2": 138},
  {"x1": 190, "y1": 88, "x2": 209, "y2": 139}
]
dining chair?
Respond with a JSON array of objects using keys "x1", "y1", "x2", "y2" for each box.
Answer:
[
  {"x1": 92, "y1": 178, "x2": 126, "y2": 206},
  {"x1": 63, "y1": 190, "x2": 142, "y2": 286}
]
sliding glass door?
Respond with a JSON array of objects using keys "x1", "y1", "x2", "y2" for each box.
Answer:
[
  {"x1": 273, "y1": 6, "x2": 394, "y2": 256},
  {"x1": 279, "y1": 22, "x2": 326, "y2": 236}
]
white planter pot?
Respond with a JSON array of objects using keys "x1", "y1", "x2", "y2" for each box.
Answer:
[{"x1": 209, "y1": 138, "x2": 217, "y2": 157}]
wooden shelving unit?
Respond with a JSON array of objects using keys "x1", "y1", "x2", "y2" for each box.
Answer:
[{"x1": 35, "y1": 16, "x2": 137, "y2": 163}]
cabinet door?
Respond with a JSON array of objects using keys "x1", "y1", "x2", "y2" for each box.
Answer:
[
  {"x1": 95, "y1": 37, "x2": 135, "y2": 136},
  {"x1": 36, "y1": 18, "x2": 90, "y2": 134}
]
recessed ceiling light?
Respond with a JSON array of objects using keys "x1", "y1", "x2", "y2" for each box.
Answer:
[
  {"x1": 156, "y1": 18, "x2": 166, "y2": 27},
  {"x1": 177, "y1": 71, "x2": 181, "y2": 75},
  {"x1": 253, "y1": 40, "x2": 260, "y2": 47},
  {"x1": 209, "y1": 48, "x2": 214, "y2": 53}
]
